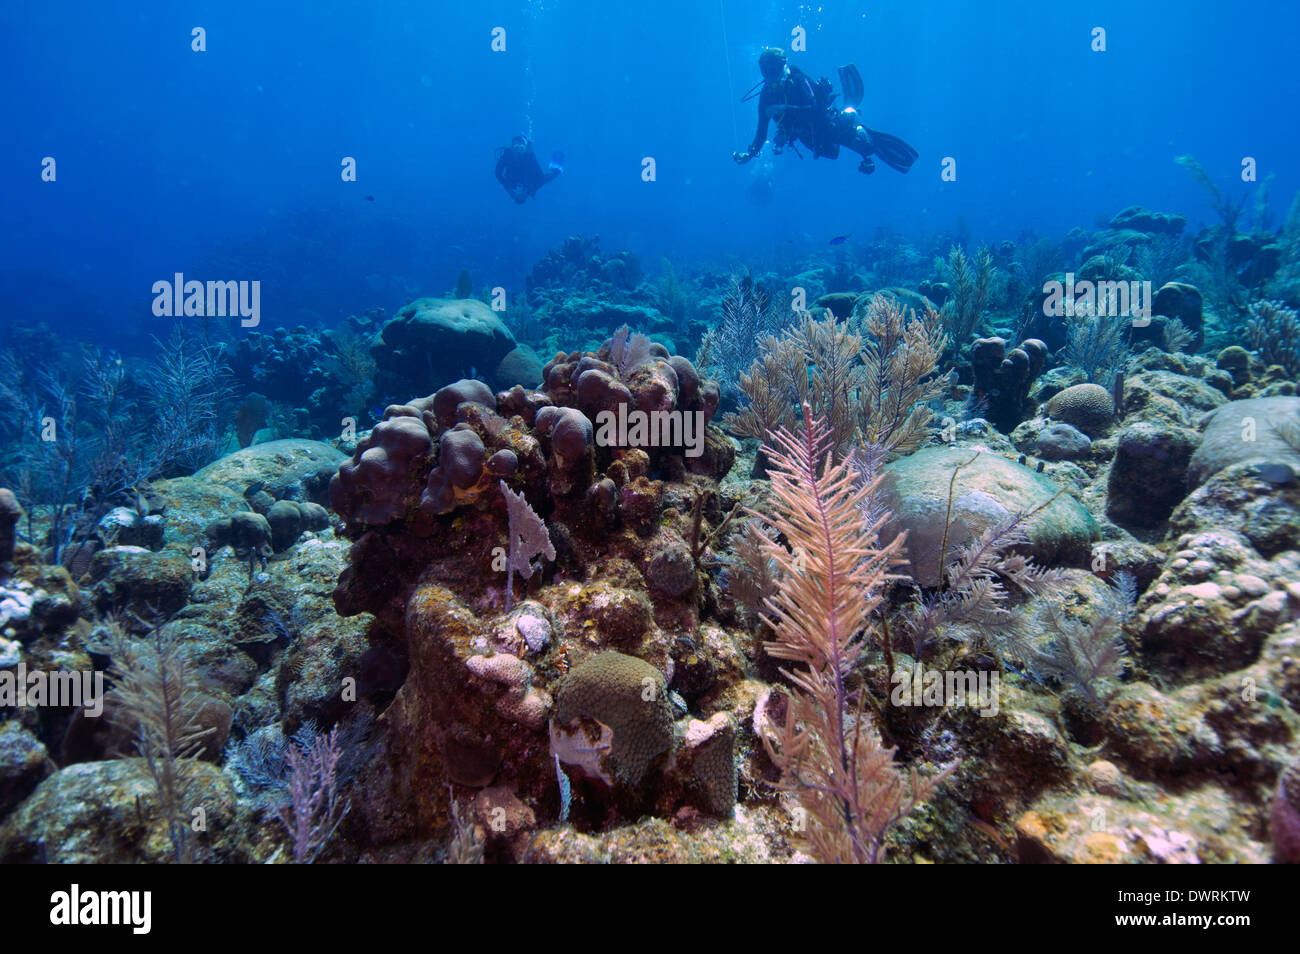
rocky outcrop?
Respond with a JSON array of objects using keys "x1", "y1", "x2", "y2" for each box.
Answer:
[{"x1": 879, "y1": 447, "x2": 1099, "y2": 587}]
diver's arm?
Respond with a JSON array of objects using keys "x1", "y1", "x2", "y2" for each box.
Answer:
[
  {"x1": 735, "y1": 101, "x2": 769, "y2": 163},
  {"x1": 494, "y1": 156, "x2": 509, "y2": 187},
  {"x1": 747, "y1": 105, "x2": 770, "y2": 157}
]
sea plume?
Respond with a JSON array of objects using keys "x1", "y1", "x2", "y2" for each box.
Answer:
[
  {"x1": 724, "y1": 294, "x2": 946, "y2": 462},
  {"x1": 106, "y1": 620, "x2": 216, "y2": 863},
  {"x1": 750, "y1": 404, "x2": 951, "y2": 863}
]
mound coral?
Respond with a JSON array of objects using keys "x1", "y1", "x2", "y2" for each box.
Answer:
[
  {"x1": 550, "y1": 651, "x2": 673, "y2": 789},
  {"x1": 1044, "y1": 383, "x2": 1115, "y2": 436}
]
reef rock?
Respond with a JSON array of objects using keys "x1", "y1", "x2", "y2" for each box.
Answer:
[
  {"x1": 0, "y1": 758, "x2": 243, "y2": 863},
  {"x1": 1187, "y1": 396, "x2": 1300, "y2": 488},
  {"x1": 194, "y1": 439, "x2": 344, "y2": 505},
  {"x1": 880, "y1": 447, "x2": 1099, "y2": 587},
  {"x1": 1106, "y1": 422, "x2": 1199, "y2": 528},
  {"x1": 1171, "y1": 461, "x2": 1300, "y2": 557},
  {"x1": 1132, "y1": 530, "x2": 1293, "y2": 683},
  {"x1": 0, "y1": 721, "x2": 54, "y2": 818},
  {"x1": 1036, "y1": 422, "x2": 1092, "y2": 461},
  {"x1": 0, "y1": 489, "x2": 22, "y2": 563}
]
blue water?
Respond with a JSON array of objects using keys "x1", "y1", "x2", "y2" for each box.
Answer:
[{"x1": 2, "y1": 0, "x2": 1296, "y2": 350}]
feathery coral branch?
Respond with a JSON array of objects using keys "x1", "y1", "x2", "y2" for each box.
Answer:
[{"x1": 749, "y1": 404, "x2": 950, "y2": 863}]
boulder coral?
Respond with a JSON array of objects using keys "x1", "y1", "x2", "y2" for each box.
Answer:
[
  {"x1": 328, "y1": 335, "x2": 739, "y2": 838},
  {"x1": 370, "y1": 297, "x2": 517, "y2": 396}
]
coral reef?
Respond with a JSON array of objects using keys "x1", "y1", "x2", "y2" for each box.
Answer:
[{"x1": 6, "y1": 182, "x2": 1300, "y2": 869}]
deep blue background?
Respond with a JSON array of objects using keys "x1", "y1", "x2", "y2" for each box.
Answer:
[{"x1": 1, "y1": 0, "x2": 1296, "y2": 349}]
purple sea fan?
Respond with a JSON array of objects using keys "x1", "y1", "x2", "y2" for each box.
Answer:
[
  {"x1": 279, "y1": 726, "x2": 350, "y2": 864},
  {"x1": 500, "y1": 480, "x2": 555, "y2": 611}
]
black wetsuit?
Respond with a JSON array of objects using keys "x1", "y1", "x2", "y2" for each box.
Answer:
[
  {"x1": 495, "y1": 143, "x2": 560, "y2": 203},
  {"x1": 745, "y1": 67, "x2": 878, "y2": 169},
  {"x1": 746, "y1": 69, "x2": 820, "y2": 158}
]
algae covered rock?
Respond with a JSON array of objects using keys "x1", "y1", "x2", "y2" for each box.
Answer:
[
  {"x1": 0, "y1": 489, "x2": 23, "y2": 563},
  {"x1": 1035, "y1": 422, "x2": 1091, "y2": 461},
  {"x1": 0, "y1": 758, "x2": 242, "y2": 863},
  {"x1": 194, "y1": 439, "x2": 345, "y2": 504},
  {"x1": 0, "y1": 721, "x2": 54, "y2": 818},
  {"x1": 1170, "y1": 461, "x2": 1300, "y2": 557},
  {"x1": 1187, "y1": 396, "x2": 1300, "y2": 488},
  {"x1": 1106, "y1": 422, "x2": 1199, "y2": 528},
  {"x1": 150, "y1": 477, "x2": 250, "y2": 552},
  {"x1": 87, "y1": 546, "x2": 193, "y2": 621},
  {"x1": 1132, "y1": 530, "x2": 1283, "y2": 682},
  {"x1": 646, "y1": 537, "x2": 695, "y2": 598},
  {"x1": 1120, "y1": 369, "x2": 1227, "y2": 429},
  {"x1": 880, "y1": 447, "x2": 1099, "y2": 586}
]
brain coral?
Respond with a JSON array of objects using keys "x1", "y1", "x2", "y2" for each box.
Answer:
[
  {"x1": 1045, "y1": 383, "x2": 1114, "y2": 436},
  {"x1": 551, "y1": 651, "x2": 672, "y2": 788}
]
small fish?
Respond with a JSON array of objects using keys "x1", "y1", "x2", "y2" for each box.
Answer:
[
  {"x1": 364, "y1": 195, "x2": 375, "y2": 202},
  {"x1": 1256, "y1": 463, "x2": 1297, "y2": 486},
  {"x1": 829, "y1": 234, "x2": 851, "y2": 245}
]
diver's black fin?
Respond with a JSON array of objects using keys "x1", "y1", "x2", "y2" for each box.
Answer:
[
  {"x1": 838, "y1": 64, "x2": 864, "y2": 108},
  {"x1": 866, "y1": 128, "x2": 918, "y2": 173}
]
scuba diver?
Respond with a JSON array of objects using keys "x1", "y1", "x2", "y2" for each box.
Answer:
[
  {"x1": 495, "y1": 134, "x2": 564, "y2": 203},
  {"x1": 732, "y1": 48, "x2": 918, "y2": 176}
]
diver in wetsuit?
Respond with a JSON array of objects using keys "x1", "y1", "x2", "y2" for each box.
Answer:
[
  {"x1": 495, "y1": 134, "x2": 564, "y2": 203},
  {"x1": 732, "y1": 48, "x2": 917, "y2": 175}
]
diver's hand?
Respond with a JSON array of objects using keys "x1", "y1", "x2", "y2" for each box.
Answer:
[{"x1": 732, "y1": 151, "x2": 752, "y2": 165}]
